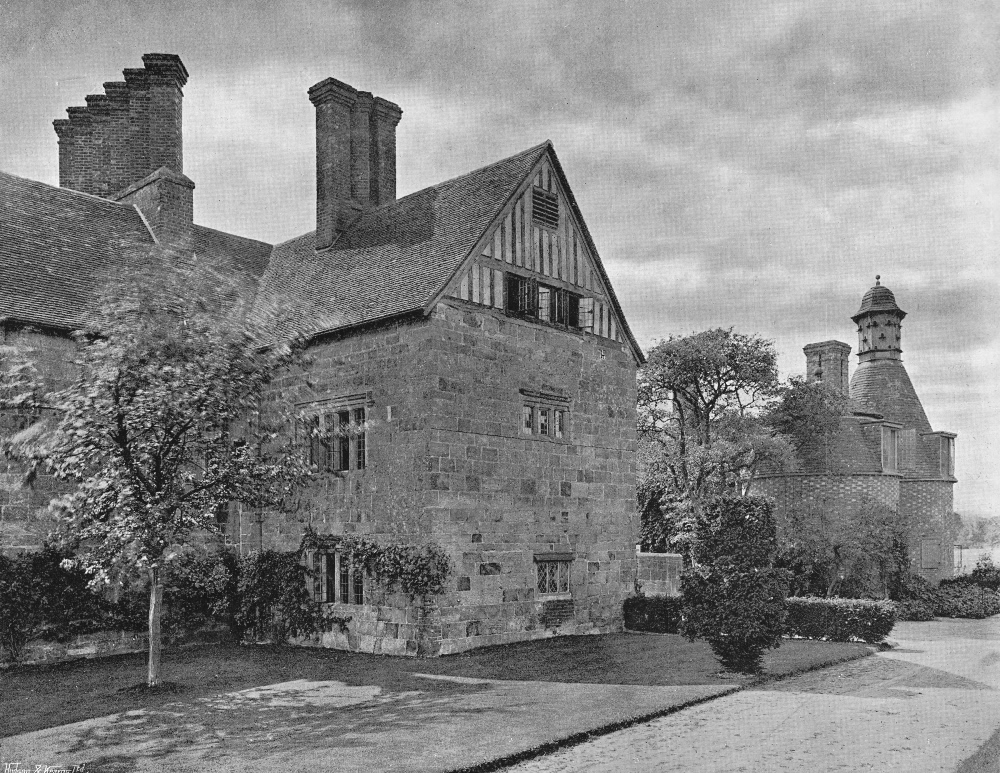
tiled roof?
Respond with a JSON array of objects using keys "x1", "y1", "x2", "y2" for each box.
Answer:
[
  {"x1": 853, "y1": 281, "x2": 904, "y2": 320},
  {"x1": 253, "y1": 142, "x2": 550, "y2": 339},
  {"x1": 849, "y1": 360, "x2": 932, "y2": 434},
  {"x1": 0, "y1": 170, "x2": 271, "y2": 331},
  {"x1": 0, "y1": 170, "x2": 154, "y2": 330}
]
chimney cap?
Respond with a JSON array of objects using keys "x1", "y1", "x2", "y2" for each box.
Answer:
[
  {"x1": 308, "y1": 77, "x2": 359, "y2": 108},
  {"x1": 141, "y1": 53, "x2": 189, "y2": 87},
  {"x1": 803, "y1": 340, "x2": 852, "y2": 353},
  {"x1": 373, "y1": 96, "x2": 403, "y2": 124}
]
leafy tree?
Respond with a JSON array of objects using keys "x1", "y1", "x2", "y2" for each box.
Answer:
[
  {"x1": 0, "y1": 342, "x2": 42, "y2": 463},
  {"x1": 680, "y1": 495, "x2": 790, "y2": 673},
  {"x1": 766, "y1": 376, "x2": 850, "y2": 457},
  {"x1": 637, "y1": 329, "x2": 789, "y2": 555},
  {"x1": 775, "y1": 498, "x2": 907, "y2": 599},
  {"x1": 29, "y1": 252, "x2": 312, "y2": 686}
]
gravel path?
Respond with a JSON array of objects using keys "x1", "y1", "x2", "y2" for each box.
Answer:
[{"x1": 504, "y1": 618, "x2": 1000, "y2": 772}]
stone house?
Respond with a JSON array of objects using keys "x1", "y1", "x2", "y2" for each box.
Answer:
[
  {"x1": 0, "y1": 54, "x2": 644, "y2": 655},
  {"x1": 754, "y1": 279, "x2": 957, "y2": 583}
]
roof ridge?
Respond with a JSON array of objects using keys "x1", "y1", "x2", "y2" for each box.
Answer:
[
  {"x1": 394, "y1": 140, "x2": 551, "y2": 204},
  {"x1": 191, "y1": 222, "x2": 273, "y2": 249},
  {"x1": 267, "y1": 140, "x2": 552, "y2": 250}
]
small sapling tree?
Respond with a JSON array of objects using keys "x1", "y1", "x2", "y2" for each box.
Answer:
[{"x1": 38, "y1": 252, "x2": 312, "y2": 686}]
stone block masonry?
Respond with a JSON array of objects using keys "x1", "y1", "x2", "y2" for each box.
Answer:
[
  {"x1": 636, "y1": 552, "x2": 682, "y2": 596},
  {"x1": 262, "y1": 299, "x2": 639, "y2": 655}
]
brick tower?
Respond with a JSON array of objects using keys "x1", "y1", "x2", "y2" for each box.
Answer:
[{"x1": 754, "y1": 278, "x2": 957, "y2": 584}]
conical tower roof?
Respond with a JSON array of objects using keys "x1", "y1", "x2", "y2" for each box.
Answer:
[{"x1": 848, "y1": 277, "x2": 931, "y2": 433}]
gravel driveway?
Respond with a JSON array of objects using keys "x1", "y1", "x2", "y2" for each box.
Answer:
[{"x1": 503, "y1": 617, "x2": 1000, "y2": 772}]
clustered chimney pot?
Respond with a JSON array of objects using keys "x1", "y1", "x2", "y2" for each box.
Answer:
[
  {"x1": 308, "y1": 77, "x2": 402, "y2": 250},
  {"x1": 53, "y1": 53, "x2": 188, "y2": 199}
]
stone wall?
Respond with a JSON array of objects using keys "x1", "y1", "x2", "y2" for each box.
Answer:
[
  {"x1": 636, "y1": 552, "x2": 682, "y2": 597},
  {"x1": 3, "y1": 630, "x2": 147, "y2": 667},
  {"x1": 1, "y1": 328, "x2": 77, "y2": 555},
  {"x1": 262, "y1": 298, "x2": 639, "y2": 655}
]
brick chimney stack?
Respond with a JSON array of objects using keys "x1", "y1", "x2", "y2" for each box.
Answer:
[
  {"x1": 53, "y1": 53, "x2": 188, "y2": 198},
  {"x1": 308, "y1": 77, "x2": 402, "y2": 250},
  {"x1": 803, "y1": 340, "x2": 851, "y2": 396}
]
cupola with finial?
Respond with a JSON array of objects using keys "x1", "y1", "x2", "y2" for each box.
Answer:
[{"x1": 851, "y1": 275, "x2": 906, "y2": 362}]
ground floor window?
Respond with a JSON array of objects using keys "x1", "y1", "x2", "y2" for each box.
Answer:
[
  {"x1": 307, "y1": 549, "x2": 365, "y2": 604},
  {"x1": 535, "y1": 556, "x2": 572, "y2": 595}
]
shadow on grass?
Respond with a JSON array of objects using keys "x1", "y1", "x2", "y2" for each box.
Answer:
[
  {"x1": 1, "y1": 633, "x2": 869, "y2": 741},
  {"x1": 65, "y1": 675, "x2": 508, "y2": 772}
]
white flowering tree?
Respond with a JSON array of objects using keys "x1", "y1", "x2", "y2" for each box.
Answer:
[{"x1": 39, "y1": 252, "x2": 312, "y2": 686}]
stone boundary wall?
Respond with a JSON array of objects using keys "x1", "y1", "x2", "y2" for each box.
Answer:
[
  {"x1": 636, "y1": 552, "x2": 682, "y2": 597},
  {"x1": 3, "y1": 630, "x2": 148, "y2": 667}
]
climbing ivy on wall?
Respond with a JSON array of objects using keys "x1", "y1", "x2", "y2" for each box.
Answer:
[{"x1": 338, "y1": 536, "x2": 453, "y2": 599}]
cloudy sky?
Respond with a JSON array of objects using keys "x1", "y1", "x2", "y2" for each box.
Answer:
[{"x1": 2, "y1": 0, "x2": 997, "y2": 514}]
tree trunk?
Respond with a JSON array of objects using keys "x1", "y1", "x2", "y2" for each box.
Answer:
[{"x1": 148, "y1": 565, "x2": 164, "y2": 687}]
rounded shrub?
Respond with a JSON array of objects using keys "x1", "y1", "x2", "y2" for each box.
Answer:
[{"x1": 680, "y1": 496, "x2": 791, "y2": 674}]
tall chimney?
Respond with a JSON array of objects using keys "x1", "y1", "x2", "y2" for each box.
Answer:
[
  {"x1": 53, "y1": 54, "x2": 188, "y2": 198},
  {"x1": 371, "y1": 97, "x2": 402, "y2": 205},
  {"x1": 308, "y1": 77, "x2": 402, "y2": 250},
  {"x1": 803, "y1": 341, "x2": 851, "y2": 395},
  {"x1": 142, "y1": 54, "x2": 187, "y2": 174}
]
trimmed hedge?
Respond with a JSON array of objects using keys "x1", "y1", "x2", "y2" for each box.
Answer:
[
  {"x1": 933, "y1": 582, "x2": 1000, "y2": 619},
  {"x1": 623, "y1": 595, "x2": 682, "y2": 633},
  {"x1": 895, "y1": 571, "x2": 1000, "y2": 620},
  {"x1": 785, "y1": 597, "x2": 896, "y2": 643},
  {"x1": 624, "y1": 595, "x2": 896, "y2": 643}
]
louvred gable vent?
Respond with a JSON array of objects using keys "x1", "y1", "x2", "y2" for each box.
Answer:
[{"x1": 532, "y1": 187, "x2": 559, "y2": 230}]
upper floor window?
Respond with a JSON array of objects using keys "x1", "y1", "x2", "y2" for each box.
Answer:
[
  {"x1": 941, "y1": 436, "x2": 955, "y2": 478},
  {"x1": 300, "y1": 401, "x2": 368, "y2": 472},
  {"x1": 881, "y1": 426, "x2": 899, "y2": 473},
  {"x1": 507, "y1": 274, "x2": 580, "y2": 327},
  {"x1": 520, "y1": 389, "x2": 569, "y2": 441}
]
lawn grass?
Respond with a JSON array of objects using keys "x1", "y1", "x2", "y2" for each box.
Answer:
[{"x1": 0, "y1": 632, "x2": 869, "y2": 738}]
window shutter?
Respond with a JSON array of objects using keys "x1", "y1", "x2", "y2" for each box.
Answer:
[
  {"x1": 522, "y1": 277, "x2": 539, "y2": 317},
  {"x1": 567, "y1": 293, "x2": 580, "y2": 327},
  {"x1": 578, "y1": 297, "x2": 594, "y2": 331}
]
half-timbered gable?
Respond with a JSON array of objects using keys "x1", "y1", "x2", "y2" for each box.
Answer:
[{"x1": 444, "y1": 153, "x2": 637, "y2": 356}]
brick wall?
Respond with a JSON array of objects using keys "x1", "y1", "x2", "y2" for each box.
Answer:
[
  {"x1": 900, "y1": 479, "x2": 955, "y2": 582},
  {"x1": 754, "y1": 471, "x2": 955, "y2": 584},
  {"x1": 753, "y1": 473, "x2": 899, "y2": 525},
  {"x1": 264, "y1": 299, "x2": 639, "y2": 655}
]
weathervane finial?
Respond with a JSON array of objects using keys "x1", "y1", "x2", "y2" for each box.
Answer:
[{"x1": 875, "y1": 275, "x2": 881, "y2": 285}]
